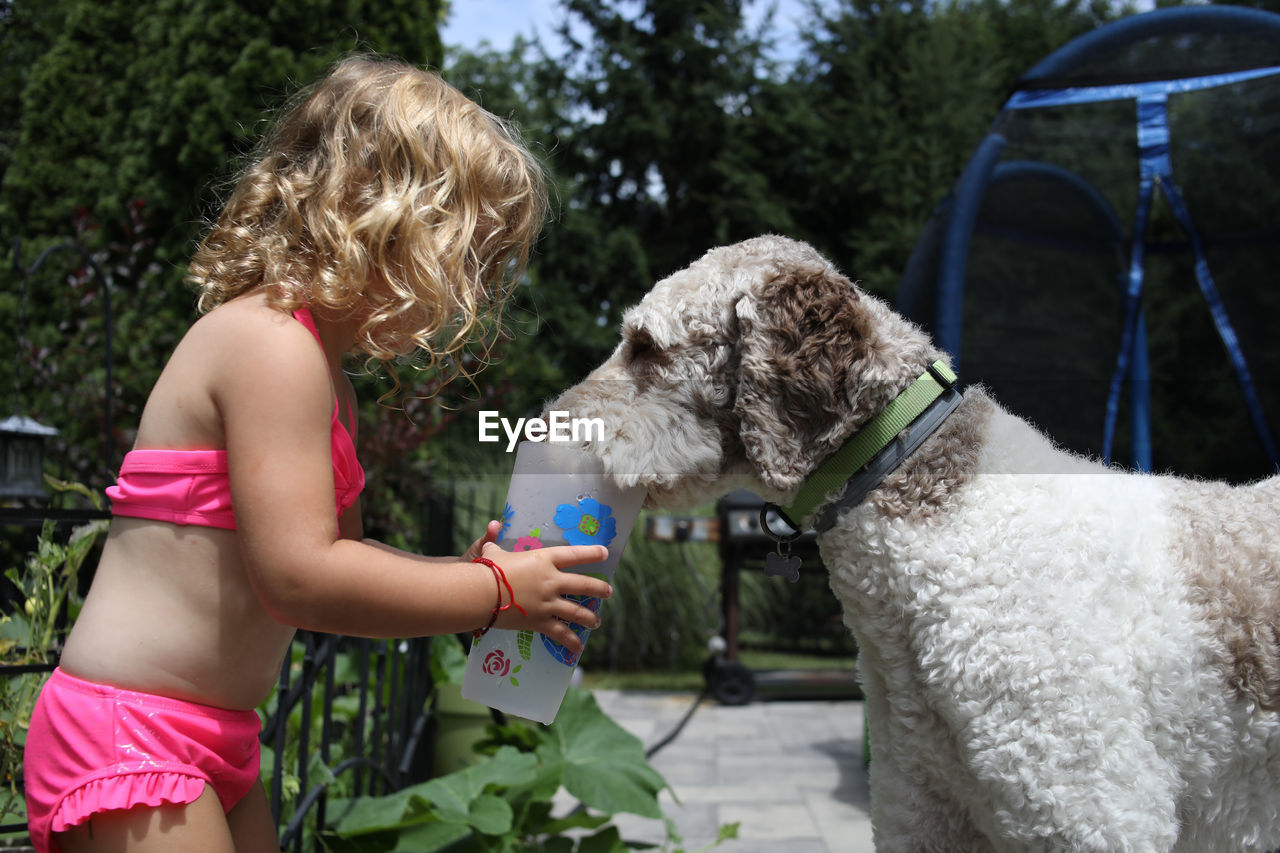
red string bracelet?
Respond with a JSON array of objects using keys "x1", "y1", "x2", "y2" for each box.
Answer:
[{"x1": 471, "y1": 556, "x2": 527, "y2": 640}]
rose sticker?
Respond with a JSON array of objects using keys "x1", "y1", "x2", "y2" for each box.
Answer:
[
  {"x1": 483, "y1": 649, "x2": 511, "y2": 676},
  {"x1": 482, "y1": 649, "x2": 521, "y2": 686}
]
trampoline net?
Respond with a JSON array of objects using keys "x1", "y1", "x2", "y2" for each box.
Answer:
[{"x1": 899, "y1": 13, "x2": 1280, "y2": 482}]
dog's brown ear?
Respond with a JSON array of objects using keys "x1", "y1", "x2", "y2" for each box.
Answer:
[{"x1": 733, "y1": 265, "x2": 868, "y2": 493}]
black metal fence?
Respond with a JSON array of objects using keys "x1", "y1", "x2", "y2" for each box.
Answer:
[
  {"x1": 0, "y1": 487, "x2": 502, "y2": 851},
  {"x1": 265, "y1": 631, "x2": 438, "y2": 852}
]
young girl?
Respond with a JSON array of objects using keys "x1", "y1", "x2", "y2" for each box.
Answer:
[{"x1": 23, "y1": 56, "x2": 612, "y2": 853}]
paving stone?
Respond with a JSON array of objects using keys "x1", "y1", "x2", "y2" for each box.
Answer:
[
  {"x1": 588, "y1": 689, "x2": 876, "y2": 853},
  {"x1": 718, "y1": 839, "x2": 831, "y2": 853},
  {"x1": 719, "y1": 802, "x2": 820, "y2": 839}
]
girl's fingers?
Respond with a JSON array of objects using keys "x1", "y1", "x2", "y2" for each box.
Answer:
[
  {"x1": 548, "y1": 621, "x2": 584, "y2": 655},
  {"x1": 464, "y1": 522, "x2": 502, "y2": 561},
  {"x1": 546, "y1": 544, "x2": 608, "y2": 568},
  {"x1": 478, "y1": 542, "x2": 605, "y2": 568},
  {"x1": 566, "y1": 575, "x2": 613, "y2": 600},
  {"x1": 554, "y1": 599, "x2": 603, "y2": 630},
  {"x1": 477, "y1": 520, "x2": 501, "y2": 551}
]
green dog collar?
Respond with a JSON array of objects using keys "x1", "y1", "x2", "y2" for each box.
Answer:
[{"x1": 775, "y1": 359, "x2": 958, "y2": 528}]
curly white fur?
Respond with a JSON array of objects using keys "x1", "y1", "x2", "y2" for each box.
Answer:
[{"x1": 549, "y1": 235, "x2": 1280, "y2": 851}]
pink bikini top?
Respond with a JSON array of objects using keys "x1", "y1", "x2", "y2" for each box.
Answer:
[{"x1": 106, "y1": 307, "x2": 365, "y2": 530}]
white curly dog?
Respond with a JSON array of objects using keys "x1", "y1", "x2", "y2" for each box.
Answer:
[{"x1": 548, "y1": 235, "x2": 1280, "y2": 851}]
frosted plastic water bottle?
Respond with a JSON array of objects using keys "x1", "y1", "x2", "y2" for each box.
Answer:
[{"x1": 461, "y1": 441, "x2": 645, "y2": 724}]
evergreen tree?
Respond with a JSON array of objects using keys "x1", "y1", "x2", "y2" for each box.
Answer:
[
  {"x1": 785, "y1": 0, "x2": 1110, "y2": 297},
  {"x1": 3, "y1": 0, "x2": 444, "y2": 270},
  {"x1": 453, "y1": 0, "x2": 1114, "y2": 415},
  {"x1": 0, "y1": 0, "x2": 62, "y2": 191},
  {"x1": 450, "y1": 0, "x2": 792, "y2": 408},
  {"x1": 0, "y1": 0, "x2": 445, "y2": 490}
]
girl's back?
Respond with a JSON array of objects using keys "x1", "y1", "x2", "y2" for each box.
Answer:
[{"x1": 59, "y1": 292, "x2": 352, "y2": 709}]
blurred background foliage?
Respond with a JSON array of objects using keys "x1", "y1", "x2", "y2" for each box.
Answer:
[{"x1": 3, "y1": 0, "x2": 1276, "y2": 669}]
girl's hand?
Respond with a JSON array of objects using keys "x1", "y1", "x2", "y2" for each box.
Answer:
[
  {"x1": 462, "y1": 520, "x2": 502, "y2": 563},
  {"x1": 478, "y1": 542, "x2": 612, "y2": 654}
]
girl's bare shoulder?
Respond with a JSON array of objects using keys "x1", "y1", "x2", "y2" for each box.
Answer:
[
  {"x1": 137, "y1": 293, "x2": 321, "y2": 448},
  {"x1": 191, "y1": 291, "x2": 298, "y2": 340},
  {"x1": 158, "y1": 295, "x2": 325, "y2": 410},
  {"x1": 180, "y1": 294, "x2": 318, "y2": 373}
]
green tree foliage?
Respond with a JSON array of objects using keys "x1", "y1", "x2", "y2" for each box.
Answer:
[
  {"x1": 0, "y1": 0, "x2": 445, "y2": 493},
  {"x1": 492, "y1": 0, "x2": 797, "y2": 401},
  {"x1": 546, "y1": 0, "x2": 787, "y2": 269},
  {"x1": 3, "y1": 0, "x2": 444, "y2": 251},
  {"x1": 0, "y1": 1, "x2": 61, "y2": 191},
  {"x1": 783, "y1": 0, "x2": 1110, "y2": 297},
  {"x1": 1, "y1": 0, "x2": 1178, "y2": 531},
  {"x1": 0, "y1": 0, "x2": 1127, "y2": 498},
  {"x1": 445, "y1": 0, "x2": 1112, "y2": 419}
]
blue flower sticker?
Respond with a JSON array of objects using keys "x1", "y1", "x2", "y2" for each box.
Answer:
[
  {"x1": 553, "y1": 498, "x2": 617, "y2": 548},
  {"x1": 496, "y1": 502, "x2": 515, "y2": 545}
]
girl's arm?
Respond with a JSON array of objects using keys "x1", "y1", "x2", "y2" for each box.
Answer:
[
  {"x1": 361, "y1": 520, "x2": 501, "y2": 561},
  {"x1": 217, "y1": 309, "x2": 609, "y2": 651}
]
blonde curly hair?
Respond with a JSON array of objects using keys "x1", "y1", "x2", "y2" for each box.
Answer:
[{"x1": 189, "y1": 55, "x2": 548, "y2": 372}]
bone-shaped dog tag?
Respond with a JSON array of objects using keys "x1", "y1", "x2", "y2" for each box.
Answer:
[{"x1": 765, "y1": 550, "x2": 801, "y2": 583}]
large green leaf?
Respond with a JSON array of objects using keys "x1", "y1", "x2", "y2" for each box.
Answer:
[
  {"x1": 539, "y1": 838, "x2": 576, "y2": 853},
  {"x1": 391, "y1": 818, "x2": 472, "y2": 852},
  {"x1": 460, "y1": 792, "x2": 512, "y2": 835},
  {"x1": 332, "y1": 789, "x2": 423, "y2": 837},
  {"x1": 496, "y1": 745, "x2": 565, "y2": 806},
  {"x1": 542, "y1": 689, "x2": 667, "y2": 819},
  {"x1": 575, "y1": 825, "x2": 630, "y2": 853},
  {"x1": 417, "y1": 745, "x2": 538, "y2": 821},
  {"x1": 538, "y1": 810, "x2": 611, "y2": 836},
  {"x1": 333, "y1": 746, "x2": 536, "y2": 837}
]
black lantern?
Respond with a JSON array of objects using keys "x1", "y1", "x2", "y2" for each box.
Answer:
[{"x1": 0, "y1": 413, "x2": 59, "y2": 500}]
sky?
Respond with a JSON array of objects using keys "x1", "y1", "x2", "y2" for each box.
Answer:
[{"x1": 439, "y1": 0, "x2": 827, "y2": 61}]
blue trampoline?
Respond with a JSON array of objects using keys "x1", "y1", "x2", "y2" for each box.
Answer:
[{"x1": 898, "y1": 6, "x2": 1280, "y2": 482}]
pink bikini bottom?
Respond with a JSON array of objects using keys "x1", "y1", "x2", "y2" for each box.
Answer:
[{"x1": 23, "y1": 668, "x2": 261, "y2": 853}]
